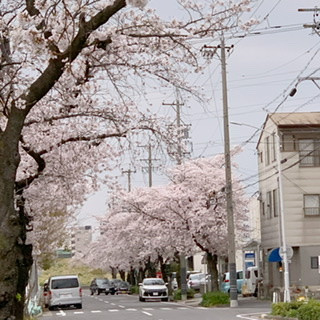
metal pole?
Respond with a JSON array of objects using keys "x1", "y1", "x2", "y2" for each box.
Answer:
[
  {"x1": 176, "y1": 92, "x2": 187, "y2": 301},
  {"x1": 275, "y1": 131, "x2": 290, "y2": 302},
  {"x1": 148, "y1": 144, "x2": 152, "y2": 187},
  {"x1": 220, "y1": 36, "x2": 238, "y2": 307}
]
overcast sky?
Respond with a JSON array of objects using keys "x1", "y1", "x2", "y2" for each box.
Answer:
[{"x1": 78, "y1": 0, "x2": 320, "y2": 226}]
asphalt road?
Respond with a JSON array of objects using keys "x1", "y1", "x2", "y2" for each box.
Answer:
[{"x1": 41, "y1": 290, "x2": 272, "y2": 320}]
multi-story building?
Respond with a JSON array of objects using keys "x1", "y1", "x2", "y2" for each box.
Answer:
[
  {"x1": 257, "y1": 112, "x2": 320, "y2": 297},
  {"x1": 71, "y1": 225, "x2": 93, "y2": 256}
]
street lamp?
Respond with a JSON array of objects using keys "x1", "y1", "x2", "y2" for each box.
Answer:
[{"x1": 231, "y1": 121, "x2": 291, "y2": 302}]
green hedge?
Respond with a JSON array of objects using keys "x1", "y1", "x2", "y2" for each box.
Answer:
[
  {"x1": 173, "y1": 289, "x2": 195, "y2": 300},
  {"x1": 200, "y1": 291, "x2": 229, "y2": 307},
  {"x1": 271, "y1": 299, "x2": 320, "y2": 320},
  {"x1": 130, "y1": 285, "x2": 139, "y2": 294}
]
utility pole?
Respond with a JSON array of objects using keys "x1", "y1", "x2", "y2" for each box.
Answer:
[
  {"x1": 202, "y1": 37, "x2": 238, "y2": 307},
  {"x1": 163, "y1": 90, "x2": 188, "y2": 301},
  {"x1": 140, "y1": 143, "x2": 158, "y2": 188},
  {"x1": 298, "y1": 7, "x2": 320, "y2": 36},
  {"x1": 122, "y1": 168, "x2": 136, "y2": 192}
]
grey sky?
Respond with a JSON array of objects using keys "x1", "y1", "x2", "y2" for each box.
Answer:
[{"x1": 78, "y1": 0, "x2": 320, "y2": 226}]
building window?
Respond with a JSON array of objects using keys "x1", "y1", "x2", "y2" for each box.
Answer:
[
  {"x1": 260, "y1": 201, "x2": 265, "y2": 217},
  {"x1": 265, "y1": 136, "x2": 270, "y2": 165},
  {"x1": 273, "y1": 189, "x2": 279, "y2": 217},
  {"x1": 271, "y1": 133, "x2": 276, "y2": 162},
  {"x1": 266, "y1": 191, "x2": 272, "y2": 219},
  {"x1": 311, "y1": 256, "x2": 319, "y2": 269},
  {"x1": 304, "y1": 195, "x2": 320, "y2": 216},
  {"x1": 299, "y1": 139, "x2": 320, "y2": 167}
]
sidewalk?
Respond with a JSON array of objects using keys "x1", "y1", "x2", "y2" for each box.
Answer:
[{"x1": 176, "y1": 294, "x2": 271, "y2": 306}]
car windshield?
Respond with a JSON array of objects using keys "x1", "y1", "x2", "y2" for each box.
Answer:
[
  {"x1": 51, "y1": 278, "x2": 79, "y2": 289},
  {"x1": 143, "y1": 279, "x2": 164, "y2": 286},
  {"x1": 96, "y1": 279, "x2": 109, "y2": 285},
  {"x1": 190, "y1": 274, "x2": 205, "y2": 280}
]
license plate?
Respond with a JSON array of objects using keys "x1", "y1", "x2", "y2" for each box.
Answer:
[{"x1": 153, "y1": 292, "x2": 158, "y2": 296}]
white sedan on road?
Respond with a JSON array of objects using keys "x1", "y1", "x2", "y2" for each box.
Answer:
[{"x1": 139, "y1": 278, "x2": 169, "y2": 302}]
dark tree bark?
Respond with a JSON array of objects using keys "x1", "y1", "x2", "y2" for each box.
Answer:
[
  {"x1": 119, "y1": 270, "x2": 126, "y2": 281},
  {"x1": 207, "y1": 252, "x2": 219, "y2": 292},
  {"x1": 0, "y1": 1, "x2": 126, "y2": 318}
]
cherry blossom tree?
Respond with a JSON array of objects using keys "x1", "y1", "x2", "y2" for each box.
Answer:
[
  {"x1": 0, "y1": 0, "x2": 254, "y2": 318},
  {"x1": 86, "y1": 152, "x2": 249, "y2": 290}
]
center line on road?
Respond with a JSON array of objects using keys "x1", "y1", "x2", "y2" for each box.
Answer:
[
  {"x1": 109, "y1": 309, "x2": 119, "y2": 312},
  {"x1": 142, "y1": 308, "x2": 154, "y2": 310},
  {"x1": 126, "y1": 308, "x2": 137, "y2": 311},
  {"x1": 142, "y1": 311, "x2": 153, "y2": 316},
  {"x1": 74, "y1": 311, "x2": 84, "y2": 314},
  {"x1": 118, "y1": 305, "x2": 125, "y2": 308},
  {"x1": 91, "y1": 310, "x2": 102, "y2": 313}
]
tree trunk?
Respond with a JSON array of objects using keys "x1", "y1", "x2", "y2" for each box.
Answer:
[
  {"x1": 0, "y1": 109, "x2": 33, "y2": 319},
  {"x1": 110, "y1": 267, "x2": 117, "y2": 279},
  {"x1": 138, "y1": 267, "x2": 145, "y2": 283},
  {"x1": 119, "y1": 270, "x2": 126, "y2": 281},
  {"x1": 158, "y1": 255, "x2": 168, "y2": 282},
  {"x1": 207, "y1": 252, "x2": 219, "y2": 292},
  {"x1": 145, "y1": 257, "x2": 156, "y2": 278},
  {"x1": 127, "y1": 266, "x2": 136, "y2": 286}
]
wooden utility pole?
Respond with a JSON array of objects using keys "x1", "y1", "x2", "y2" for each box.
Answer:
[
  {"x1": 122, "y1": 168, "x2": 136, "y2": 192},
  {"x1": 163, "y1": 90, "x2": 188, "y2": 301},
  {"x1": 202, "y1": 37, "x2": 238, "y2": 307}
]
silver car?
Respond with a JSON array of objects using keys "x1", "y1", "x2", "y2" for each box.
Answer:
[
  {"x1": 139, "y1": 278, "x2": 168, "y2": 302},
  {"x1": 187, "y1": 273, "x2": 206, "y2": 291}
]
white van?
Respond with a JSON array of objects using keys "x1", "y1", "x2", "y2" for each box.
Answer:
[
  {"x1": 48, "y1": 275, "x2": 82, "y2": 310},
  {"x1": 242, "y1": 266, "x2": 259, "y2": 297}
]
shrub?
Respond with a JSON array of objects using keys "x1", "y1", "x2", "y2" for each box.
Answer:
[
  {"x1": 272, "y1": 299, "x2": 320, "y2": 320},
  {"x1": 200, "y1": 291, "x2": 229, "y2": 307},
  {"x1": 271, "y1": 301, "x2": 304, "y2": 317},
  {"x1": 130, "y1": 285, "x2": 139, "y2": 294},
  {"x1": 173, "y1": 289, "x2": 195, "y2": 300},
  {"x1": 297, "y1": 299, "x2": 320, "y2": 320}
]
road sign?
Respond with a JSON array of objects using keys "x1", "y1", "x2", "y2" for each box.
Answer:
[{"x1": 279, "y1": 246, "x2": 293, "y2": 260}]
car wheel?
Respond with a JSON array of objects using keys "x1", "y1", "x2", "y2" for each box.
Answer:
[
  {"x1": 48, "y1": 306, "x2": 54, "y2": 311},
  {"x1": 162, "y1": 298, "x2": 168, "y2": 302},
  {"x1": 105, "y1": 292, "x2": 109, "y2": 295},
  {"x1": 139, "y1": 296, "x2": 145, "y2": 302},
  {"x1": 76, "y1": 303, "x2": 82, "y2": 309},
  {"x1": 97, "y1": 289, "x2": 101, "y2": 295},
  {"x1": 111, "y1": 292, "x2": 115, "y2": 295}
]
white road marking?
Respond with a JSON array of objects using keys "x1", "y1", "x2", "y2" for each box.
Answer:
[
  {"x1": 109, "y1": 309, "x2": 119, "y2": 312},
  {"x1": 143, "y1": 308, "x2": 154, "y2": 310},
  {"x1": 91, "y1": 310, "x2": 102, "y2": 313},
  {"x1": 118, "y1": 305, "x2": 125, "y2": 308},
  {"x1": 126, "y1": 308, "x2": 137, "y2": 311},
  {"x1": 237, "y1": 312, "x2": 269, "y2": 320},
  {"x1": 73, "y1": 311, "x2": 84, "y2": 314},
  {"x1": 142, "y1": 311, "x2": 153, "y2": 316},
  {"x1": 178, "y1": 307, "x2": 189, "y2": 310},
  {"x1": 160, "y1": 307, "x2": 172, "y2": 310},
  {"x1": 56, "y1": 310, "x2": 66, "y2": 316}
]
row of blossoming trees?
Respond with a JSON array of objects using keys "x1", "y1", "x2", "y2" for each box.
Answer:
[
  {"x1": 0, "y1": 0, "x2": 254, "y2": 317},
  {"x1": 84, "y1": 150, "x2": 250, "y2": 291}
]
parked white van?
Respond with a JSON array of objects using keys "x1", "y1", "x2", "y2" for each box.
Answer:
[
  {"x1": 48, "y1": 275, "x2": 82, "y2": 310},
  {"x1": 242, "y1": 266, "x2": 259, "y2": 297}
]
